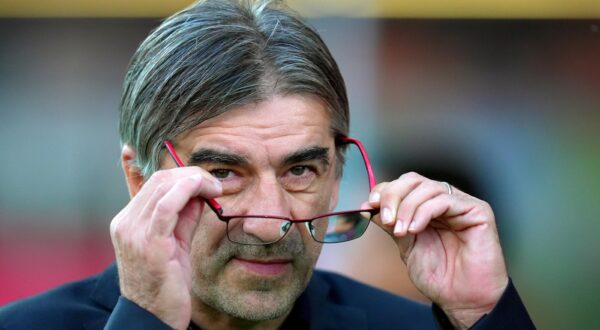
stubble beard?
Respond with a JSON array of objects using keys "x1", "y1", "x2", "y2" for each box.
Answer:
[{"x1": 191, "y1": 234, "x2": 318, "y2": 321}]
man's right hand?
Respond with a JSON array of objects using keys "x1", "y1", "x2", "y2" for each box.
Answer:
[{"x1": 110, "y1": 167, "x2": 222, "y2": 330}]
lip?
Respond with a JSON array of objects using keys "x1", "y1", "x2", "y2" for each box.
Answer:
[{"x1": 233, "y1": 257, "x2": 292, "y2": 276}]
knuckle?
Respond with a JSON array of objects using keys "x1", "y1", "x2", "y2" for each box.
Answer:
[
  {"x1": 153, "y1": 198, "x2": 174, "y2": 217},
  {"x1": 149, "y1": 169, "x2": 170, "y2": 185},
  {"x1": 480, "y1": 200, "x2": 494, "y2": 216},
  {"x1": 400, "y1": 171, "x2": 421, "y2": 181},
  {"x1": 172, "y1": 175, "x2": 203, "y2": 198},
  {"x1": 154, "y1": 182, "x2": 170, "y2": 197},
  {"x1": 400, "y1": 199, "x2": 417, "y2": 212},
  {"x1": 372, "y1": 182, "x2": 388, "y2": 193},
  {"x1": 471, "y1": 199, "x2": 495, "y2": 222},
  {"x1": 379, "y1": 187, "x2": 396, "y2": 202},
  {"x1": 421, "y1": 180, "x2": 439, "y2": 191},
  {"x1": 109, "y1": 219, "x2": 118, "y2": 238},
  {"x1": 110, "y1": 215, "x2": 126, "y2": 241},
  {"x1": 399, "y1": 171, "x2": 423, "y2": 187},
  {"x1": 182, "y1": 175, "x2": 201, "y2": 190}
]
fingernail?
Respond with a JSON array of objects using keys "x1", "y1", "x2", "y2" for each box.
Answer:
[
  {"x1": 369, "y1": 192, "x2": 380, "y2": 203},
  {"x1": 382, "y1": 208, "x2": 393, "y2": 224},
  {"x1": 394, "y1": 220, "x2": 403, "y2": 235}
]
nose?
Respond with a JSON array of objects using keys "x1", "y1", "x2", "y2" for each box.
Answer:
[
  {"x1": 235, "y1": 175, "x2": 293, "y2": 244},
  {"x1": 234, "y1": 217, "x2": 289, "y2": 244}
]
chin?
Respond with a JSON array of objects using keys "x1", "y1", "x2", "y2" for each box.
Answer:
[{"x1": 197, "y1": 284, "x2": 299, "y2": 322}]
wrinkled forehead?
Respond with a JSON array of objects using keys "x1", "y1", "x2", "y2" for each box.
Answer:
[{"x1": 169, "y1": 94, "x2": 336, "y2": 165}]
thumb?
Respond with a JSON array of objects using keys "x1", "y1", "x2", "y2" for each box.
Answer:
[
  {"x1": 362, "y1": 200, "x2": 415, "y2": 264},
  {"x1": 395, "y1": 234, "x2": 415, "y2": 264}
]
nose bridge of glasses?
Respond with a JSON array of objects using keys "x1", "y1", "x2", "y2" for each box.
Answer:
[
  {"x1": 222, "y1": 175, "x2": 293, "y2": 244},
  {"x1": 229, "y1": 216, "x2": 290, "y2": 244}
]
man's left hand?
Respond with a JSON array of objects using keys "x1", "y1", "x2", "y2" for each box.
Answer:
[{"x1": 367, "y1": 172, "x2": 509, "y2": 329}]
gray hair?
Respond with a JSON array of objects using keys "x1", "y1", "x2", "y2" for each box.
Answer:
[{"x1": 119, "y1": 0, "x2": 349, "y2": 177}]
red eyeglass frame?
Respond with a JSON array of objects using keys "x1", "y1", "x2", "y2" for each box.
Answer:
[{"x1": 163, "y1": 137, "x2": 380, "y2": 241}]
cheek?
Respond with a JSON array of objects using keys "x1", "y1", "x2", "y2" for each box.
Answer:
[
  {"x1": 190, "y1": 211, "x2": 228, "y2": 264},
  {"x1": 329, "y1": 179, "x2": 340, "y2": 210},
  {"x1": 304, "y1": 238, "x2": 324, "y2": 267},
  {"x1": 291, "y1": 179, "x2": 339, "y2": 216}
]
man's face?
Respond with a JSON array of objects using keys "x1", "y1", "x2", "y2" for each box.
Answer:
[{"x1": 163, "y1": 94, "x2": 340, "y2": 321}]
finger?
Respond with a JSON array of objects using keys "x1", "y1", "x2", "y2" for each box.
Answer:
[
  {"x1": 396, "y1": 234, "x2": 415, "y2": 264},
  {"x1": 367, "y1": 182, "x2": 388, "y2": 208},
  {"x1": 359, "y1": 200, "x2": 391, "y2": 234},
  {"x1": 378, "y1": 172, "x2": 423, "y2": 228},
  {"x1": 407, "y1": 193, "x2": 476, "y2": 234},
  {"x1": 136, "y1": 181, "x2": 174, "y2": 227},
  {"x1": 173, "y1": 198, "x2": 204, "y2": 251},
  {"x1": 359, "y1": 201, "x2": 372, "y2": 210},
  {"x1": 134, "y1": 167, "x2": 214, "y2": 220},
  {"x1": 133, "y1": 175, "x2": 191, "y2": 235},
  {"x1": 135, "y1": 167, "x2": 221, "y2": 227},
  {"x1": 363, "y1": 199, "x2": 416, "y2": 263},
  {"x1": 406, "y1": 194, "x2": 451, "y2": 234},
  {"x1": 149, "y1": 174, "x2": 222, "y2": 237},
  {"x1": 394, "y1": 180, "x2": 447, "y2": 236}
]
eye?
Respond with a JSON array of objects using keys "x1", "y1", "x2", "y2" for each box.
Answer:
[
  {"x1": 205, "y1": 167, "x2": 244, "y2": 195},
  {"x1": 281, "y1": 165, "x2": 319, "y2": 192},
  {"x1": 289, "y1": 166, "x2": 309, "y2": 176},
  {"x1": 210, "y1": 169, "x2": 234, "y2": 180}
]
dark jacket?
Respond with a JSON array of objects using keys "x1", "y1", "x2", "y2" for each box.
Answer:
[{"x1": 0, "y1": 263, "x2": 535, "y2": 329}]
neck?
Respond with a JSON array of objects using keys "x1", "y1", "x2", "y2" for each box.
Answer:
[{"x1": 190, "y1": 298, "x2": 291, "y2": 330}]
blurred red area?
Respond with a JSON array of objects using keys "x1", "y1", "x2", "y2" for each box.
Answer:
[{"x1": 0, "y1": 227, "x2": 114, "y2": 305}]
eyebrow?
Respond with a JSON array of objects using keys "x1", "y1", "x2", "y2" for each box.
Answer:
[
  {"x1": 188, "y1": 148, "x2": 249, "y2": 166},
  {"x1": 186, "y1": 145, "x2": 331, "y2": 168},
  {"x1": 282, "y1": 146, "x2": 330, "y2": 168}
]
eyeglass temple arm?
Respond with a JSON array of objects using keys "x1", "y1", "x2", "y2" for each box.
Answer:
[
  {"x1": 339, "y1": 137, "x2": 377, "y2": 191},
  {"x1": 164, "y1": 140, "x2": 224, "y2": 215}
]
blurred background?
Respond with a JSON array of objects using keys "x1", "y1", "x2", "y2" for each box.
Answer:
[{"x1": 0, "y1": 0, "x2": 599, "y2": 328}]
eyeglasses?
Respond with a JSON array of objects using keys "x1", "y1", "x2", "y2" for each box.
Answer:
[{"x1": 164, "y1": 137, "x2": 379, "y2": 245}]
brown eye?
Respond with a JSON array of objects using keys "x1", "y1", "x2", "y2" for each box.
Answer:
[{"x1": 210, "y1": 169, "x2": 233, "y2": 179}]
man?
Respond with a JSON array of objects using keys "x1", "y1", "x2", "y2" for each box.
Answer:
[{"x1": 0, "y1": 0, "x2": 535, "y2": 329}]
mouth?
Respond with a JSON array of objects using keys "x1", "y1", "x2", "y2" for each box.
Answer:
[{"x1": 232, "y1": 257, "x2": 292, "y2": 277}]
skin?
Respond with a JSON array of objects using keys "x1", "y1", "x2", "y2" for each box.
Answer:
[
  {"x1": 112, "y1": 94, "x2": 339, "y2": 330},
  {"x1": 367, "y1": 177, "x2": 508, "y2": 328},
  {"x1": 111, "y1": 94, "x2": 508, "y2": 330}
]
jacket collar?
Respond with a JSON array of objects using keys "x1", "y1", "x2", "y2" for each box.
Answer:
[
  {"x1": 89, "y1": 262, "x2": 121, "y2": 311},
  {"x1": 83, "y1": 263, "x2": 120, "y2": 330},
  {"x1": 85, "y1": 263, "x2": 366, "y2": 329}
]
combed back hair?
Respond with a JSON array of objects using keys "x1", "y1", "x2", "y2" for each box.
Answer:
[{"x1": 119, "y1": 0, "x2": 349, "y2": 177}]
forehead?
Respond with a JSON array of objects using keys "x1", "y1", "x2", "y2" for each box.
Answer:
[{"x1": 177, "y1": 94, "x2": 334, "y2": 156}]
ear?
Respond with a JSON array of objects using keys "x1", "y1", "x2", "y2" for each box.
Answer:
[
  {"x1": 121, "y1": 145, "x2": 145, "y2": 198},
  {"x1": 329, "y1": 178, "x2": 340, "y2": 212}
]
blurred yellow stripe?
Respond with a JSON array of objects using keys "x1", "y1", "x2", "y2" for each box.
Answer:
[
  {"x1": 0, "y1": 0, "x2": 599, "y2": 18},
  {"x1": 0, "y1": 0, "x2": 193, "y2": 17},
  {"x1": 291, "y1": 0, "x2": 600, "y2": 18}
]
